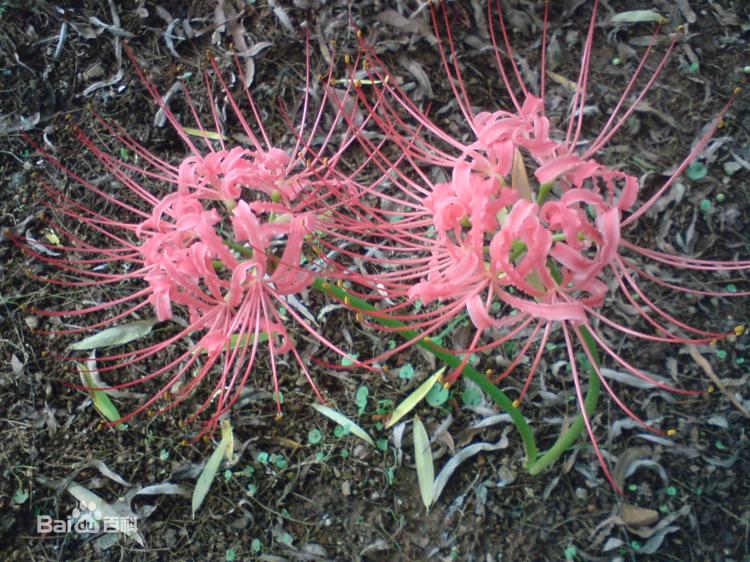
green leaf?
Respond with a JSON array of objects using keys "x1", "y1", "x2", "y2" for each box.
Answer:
[
  {"x1": 192, "y1": 420, "x2": 233, "y2": 518},
  {"x1": 77, "y1": 356, "x2": 121, "y2": 422},
  {"x1": 354, "y1": 386, "x2": 369, "y2": 414},
  {"x1": 341, "y1": 353, "x2": 359, "y2": 367},
  {"x1": 386, "y1": 367, "x2": 445, "y2": 429},
  {"x1": 183, "y1": 127, "x2": 229, "y2": 141},
  {"x1": 398, "y1": 363, "x2": 415, "y2": 380},
  {"x1": 69, "y1": 319, "x2": 159, "y2": 350},
  {"x1": 310, "y1": 403, "x2": 374, "y2": 446},
  {"x1": 12, "y1": 489, "x2": 28, "y2": 504},
  {"x1": 425, "y1": 383, "x2": 450, "y2": 407},
  {"x1": 611, "y1": 10, "x2": 665, "y2": 24},
  {"x1": 686, "y1": 162, "x2": 708, "y2": 180},
  {"x1": 460, "y1": 386, "x2": 483, "y2": 407},
  {"x1": 413, "y1": 416, "x2": 434, "y2": 511},
  {"x1": 307, "y1": 428, "x2": 323, "y2": 444}
]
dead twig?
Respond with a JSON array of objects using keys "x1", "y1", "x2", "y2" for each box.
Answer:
[{"x1": 687, "y1": 345, "x2": 750, "y2": 418}]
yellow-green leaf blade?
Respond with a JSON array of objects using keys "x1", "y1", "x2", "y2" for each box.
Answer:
[
  {"x1": 182, "y1": 127, "x2": 229, "y2": 141},
  {"x1": 386, "y1": 367, "x2": 446, "y2": 429},
  {"x1": 77, "y1": 356, "x2": 121, "y2": 422},
  {"x1": 310, "y1": 403, "x2": 374, "y2": 446},
  {"x1": 413, "y1": 415, "x2": 434, "y2": 511},
  {"x1": 192, "y1": 420, "x2": 233, "y2": 518}
]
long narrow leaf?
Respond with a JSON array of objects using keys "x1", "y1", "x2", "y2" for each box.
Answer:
[
  {"x1": 311, "y1": 403, "x2": 374, "y2": 446},
  {"x1": 433, "y1": 433, "x2": 510, "y2": 502},
  {"x1": 611, "y1": 10, "x2": 665, "y2": 24},
  {"x1": 413, "y1": 415, "x2": 434, "y2": 510},
  {"x1": 77, "y1": 354, "x2": 121, "y2": 422},
  {"x1": 386, "y1": 367, "x2": 445, "y2": 429},
  {"x1": 69, "y1": 319, "x2": 159, "y2": 350},
  {"x1": 192, "y1": 420, "x2": 233, "y2": 517}
]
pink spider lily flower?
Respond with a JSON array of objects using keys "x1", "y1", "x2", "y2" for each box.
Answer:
[
  {"x1": 22, "y1": 42, "x2": 361, "y2": 434},
  {"x1": 331, "y1": 2, "x2": 748, "y2": 491}
]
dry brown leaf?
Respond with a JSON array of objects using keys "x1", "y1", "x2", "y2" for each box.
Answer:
[
  {"x1": 621, "y1": 504, "x2": 659, "y2": 527},
  {"x1": 687, "y1": 345, "x2": 750, "y2": 418}
]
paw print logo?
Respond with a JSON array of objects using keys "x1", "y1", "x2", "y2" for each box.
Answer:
[{"x1": 71, "y1": 501, "x2": 102, "y2": 534}]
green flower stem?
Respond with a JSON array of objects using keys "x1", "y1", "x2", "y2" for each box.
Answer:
[
  {"x1": 536, "y1": 180, "x2": 555, "y2": 205},
  {"x1": 312, "y1": 278, "x2": 539, "y2": 465},
  {"x1": 527, "y1": 325, "x2": 601, "y2": 475}
]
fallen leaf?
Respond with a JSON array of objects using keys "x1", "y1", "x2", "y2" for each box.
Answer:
[
  {"x1": 610, "y1": 10, "x2": 666, "y2": 24},
  {"x1": 192, "y1": 420, "x2": 234, "y2": 517},
  {"x1": 69, "y1": 319, "x2": 159, "y2": 350},
  {"x1": 311, "y1": 403, "x2": 374, "y2": 446},
  {"x1": 386, "y1": 367, "x2": 445, "y2": 429},
  {"x1": 622, "y1": 504, "x2": 659, "y2": 527},
  {"x1": 412, "y1": 416, "x2": 434, "y2": 511}
]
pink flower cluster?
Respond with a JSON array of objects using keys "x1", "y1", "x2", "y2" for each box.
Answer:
[
  {"x1": 323, "y1": 1, "x2": 747, "y2": 490},
  {"x1": 24, "y1": 1, "x2": 748, "y2": 493},
  {"x1": 138, "y1": 147, "x2": 315, "y2": 351},
  {"x1": 24, "y1": 43, "x2": 363, "y2": 432},
  {"x1": 412, "y1": 94, "x2": 638, "y2": 330}
]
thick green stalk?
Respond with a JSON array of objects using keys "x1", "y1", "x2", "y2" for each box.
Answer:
[
  {"x1": 312, "y1": 278, "x2": 538, "y2": 464},
  {"x1": 527, "y1": 325, "x2": 601, "y2": 475}
]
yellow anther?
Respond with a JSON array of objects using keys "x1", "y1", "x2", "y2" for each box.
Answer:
[
  {"x1": 362, "y1": 59, "x2": 370, "y2": 70},
  {"x1": 422, "y1": 336, "x2": 431, "y2": 344},
  {"x1": 323, "y1": 157, "x2": 329, "y2": 166},
  {"x1": 666, "y1": 428, "x2": 677, "y2": 437},
  {"x1": 707, "y1": 385, "x2": 715, "y2": 394},
  {"x1": 512, "y1": 399, "x2": 521, "y2": 408},
  {"x1": 321, "y1": 282, "x2": 331, "y2": 290},
  {"x1": 676, "y1": 24, "x2": 686, "y2": 32},
  {"x1": 735, "y1": 325, "x2": 746, "y2": 336},
  {"x1": 344, "y1": 296, "x2": 351, "y2": 306},
  {"x1": 384, "y1": 74, "x2": 390, "y2": 84},
  {"x1": 734, "y1": 87, "x2": 742, "y2": 95},
  {"x1": 344, "y1": 54, "x2": 351, "y2": 65},
  {"x1": 718, "y1": 119, "x2": 725, "y2": 129},
  {"x1": 485, "y1": 369, "x2": 494, "y2": 377},
  {"x1": 306, "y1": 158, "x2": 312, "y2": 168},
  {"x1": 336, "y1": 279, "x2": 344, "y2": 288},
  {"x1": 355, "y1": 313, "x2": 362, "y2": 322},
  {"x1": 356, "y1": 29, "x2": 362, "y2": 39},
  {"x1": 710, "y1": 338, "x2": 718, "y2": 346}
]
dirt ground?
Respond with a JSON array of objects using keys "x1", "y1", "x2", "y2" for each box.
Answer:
[{"x1": 1, "y1": 1, "x2": 749, "y2": 561}]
